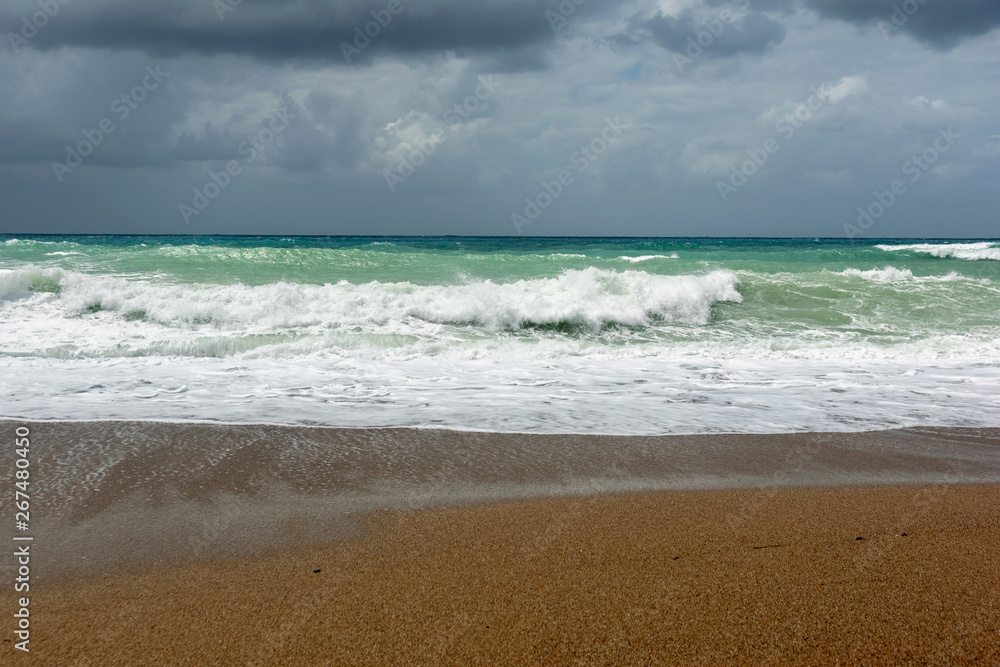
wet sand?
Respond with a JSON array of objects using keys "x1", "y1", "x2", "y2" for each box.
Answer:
[{"x1": 3, "y1": 423, "x2": 1000, "y2": 663}]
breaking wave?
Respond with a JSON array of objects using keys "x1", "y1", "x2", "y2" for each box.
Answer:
[
  {"x1": 877, "y1": 242, "x2": 1000, "y2": 261},
  {"x1": 0, "y1": 266, "x2": 742, "y2": 332}
]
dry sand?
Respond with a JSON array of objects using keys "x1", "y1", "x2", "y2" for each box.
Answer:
[{"x1": 16, "y1": 483, "x2": 1000, "y2": 665}]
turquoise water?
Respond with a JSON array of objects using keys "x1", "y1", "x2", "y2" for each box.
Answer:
[
  {"x1": 1, "y1": 236, "x2": 998, "y2": 433},
  {"x1": 5, "y1": 235, "x2": 999, "y2": 283}
]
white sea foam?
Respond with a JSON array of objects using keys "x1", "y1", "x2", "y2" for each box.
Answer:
[
  {"x1": 617, "y1": 254, "x2": 678, "y2": 262},
  {"x1": 838, "y1": 266, "x2": 915, "y2": 282},
  {"x1": 2, "y1": 253, "x2": 999, "y2": 435},
  {"x1": 0, "y1": 266, "x2": 65, "y2": 298},
  {"x1": 0, "y1": 266, "x2": 742, "y2": 332},
  {"x1": 877, "y1": 242, "x2": 1000, "y2": 261},
  {"x1": 836, "y1": 266, "x2": 974, "y2": 283},
  {"x1": 1, "y1": 355, "x2": 998, "y2": 434}
]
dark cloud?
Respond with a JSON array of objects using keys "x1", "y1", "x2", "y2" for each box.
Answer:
[
  {"x1": 0, "y1": 58, "x2": 189, "y2": 170},
  {"x1": 3, "y1": 0, "x2": 996, "y2": 69},
  {"x1": 278, "y1": 94, "x2": 367, "y2": 171},
  {"x1": 171, "y1": 123, "x2": 238, "y2": 162},
  {"x1": 0, "y1": 0, "x2": 605, "y2": 65},
  {"x1": 802, "y1": 0, "x2": 1000, "y2": 48},
  {"x1": 161, "y1": 92, "x2": 367, "y2": 172},
  {"x1": 704, "y1": 0, "x2": 795, "y2": 12},
  {"x1": 640, "y1": 9, "x2": 787, "y2": 58},
  {"x1": 0, "y1": 0, "x2": 997, "y2": 237}
]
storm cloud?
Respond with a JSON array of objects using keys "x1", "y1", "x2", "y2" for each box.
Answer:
[
  {"x1": 1, "y1": 0, "x2": 607, "y2": 64},
  {"x1": 802, "y1": 0, "x2": 1000, "y2": 48},
  {"x1": 0, "y1": 0, "x2": 997, "y2": 237},
  {"x1": 637, "y1": 8, "x2": 786, "y2": 59}
]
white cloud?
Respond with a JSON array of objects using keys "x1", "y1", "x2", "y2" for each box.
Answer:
[
  {"x1": 817, "y1": 74, "x2": 868, "y2": 104},
  {"x1": 906, "y1": 95, "x2": 946, "y2": 110}
]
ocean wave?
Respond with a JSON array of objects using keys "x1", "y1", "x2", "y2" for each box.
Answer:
[
  {"x1": 838, "y1": 266, "x2": 915, "y2": 282},
  {"x1": 876, "y1": 242, "x2": 1000, "y2": 261},
  {"x1": 0, "y1": 266, "x2": 65, "y2": 298},
  {"x1": 617, "y1": 254, "x2": 679, "y2": 262},
  {"x1": 836, "y1": 266, "x2": 976, "y2": 283},
  {"x1": 0, "y1": 266, "x2": 742, "y2": 331}
]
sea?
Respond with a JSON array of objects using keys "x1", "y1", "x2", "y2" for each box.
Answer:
[{"x1": 1, "y1": 236, "x2": 998, "y2": 435}]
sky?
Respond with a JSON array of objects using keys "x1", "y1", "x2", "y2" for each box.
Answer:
[{"x1": 0, "y1": 0, "x2": 997, "y2": 237}]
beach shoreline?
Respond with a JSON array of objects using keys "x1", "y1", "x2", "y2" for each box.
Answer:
[{"x1": 3, "y1": 421, "x2": 1000, "y2": 577}]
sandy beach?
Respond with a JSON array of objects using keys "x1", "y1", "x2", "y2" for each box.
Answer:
[
  {"x1": 18, "y1": 484, "x2": 1000, "y2": 665},
  {"x1": 4, "y1": 423, "x2": 1000, "y2": 664}
]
